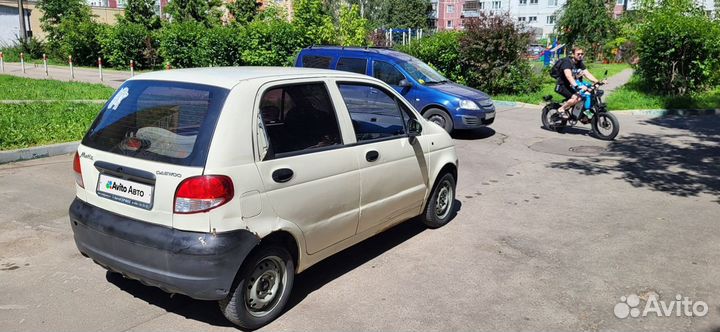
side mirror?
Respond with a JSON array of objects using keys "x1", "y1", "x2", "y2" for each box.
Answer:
[
  {"x1": 408, "y1": 118, "x2": 423, "y2": 137},
  {"x1": 399, "y1": 79, "x2": 412, "y2": 88}
]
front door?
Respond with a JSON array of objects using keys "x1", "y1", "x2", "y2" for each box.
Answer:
[{"x1": 335, "y1": 82, "x2": 428, "y2": 234}]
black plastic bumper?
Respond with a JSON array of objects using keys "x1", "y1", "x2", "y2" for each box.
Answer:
[{"x1": 69, "y1": 198, "x2": 259, "y2": 300}]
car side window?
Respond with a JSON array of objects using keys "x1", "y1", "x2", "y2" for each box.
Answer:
[
  {"x1": 337, "y1": 83, "x2": 406, "y2": 142},
  {"x1": 336, "y1": 57, "x2": 367, "y2": 74},
  {"x1": 302, "y1": 56, "x2": 333, "y2": 69},
  {"x1": 258, "y1": 83, "x2": 342, "y2": 158},
  {"x1": 373, "y1": 61, "x2": 406, "y2": 86}
]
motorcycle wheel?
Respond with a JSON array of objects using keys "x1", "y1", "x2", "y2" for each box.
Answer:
[
  {"x1": 541, "y1": 105, "x2": 564, "y2": 132},
  {"x1": 591, "y1": 111, "x2": 620, "y2": 140}
]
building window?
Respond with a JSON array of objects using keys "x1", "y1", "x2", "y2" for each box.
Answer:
[
  {"x1": 447, "y1": 20, "x2": 454, "y2": 28},
  {"x1": 518, "y1": 16, "x2": 526, "y2": 21},
  {"x1": 478, "y1": 1, "x2": 485, "y2": 9},
  {"x1": 529, "y1": 16, "x2": 537, "y2": 22},
  {"x1": 492, "y1": 1, "x2": 501, "y2": 9},
  {"x1": 447, "y1": 4, "x2": 454, "y2": 13},
  {"x1": 530, "y1": 0, "x2": 538, "y2": 4},
  {"x1": 519, "y1": 0, "x2": 527, "y2": 5},
  {"x1": 616, "y1": 0, "x2": 623, "y2": 4},
  {"x1": 546, "y1": 15, "x2": 555, "y2": 24},
  {"x1": 548, "y1": 0, "x2": 558, "y2": 5}
]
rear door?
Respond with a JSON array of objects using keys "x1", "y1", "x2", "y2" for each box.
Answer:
[
  {"x1": 253, "y1": 80, "x2": 361, "y2": 255},
  {"x1": 76, "y1": 80, "x2": 229, "y2": 232},
  {"x1": 335, "y1": 81, "x2": 428, "y2": 234}
]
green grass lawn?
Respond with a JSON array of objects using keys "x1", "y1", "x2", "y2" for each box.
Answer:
[
  {"x1": 493, "y1": 63, "x2": 631, "y2": 104},
  {"x1": 0, "y1": 75, "x2": 114, "y2": 100},
  {"x1": 606, "y1": 77, "x2": 720, "y2": 110},
  {"x1": 0, "y1": 102, "x2": 101, "y2": 150}
]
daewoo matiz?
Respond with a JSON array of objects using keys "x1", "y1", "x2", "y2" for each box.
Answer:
[{"x1": 69, "y1": 67, "x2": 458, "y2": 329}]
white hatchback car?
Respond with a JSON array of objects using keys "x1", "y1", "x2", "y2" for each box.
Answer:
[{"x1": 69, "y1": 67, "x2": 458, "y2": 329}]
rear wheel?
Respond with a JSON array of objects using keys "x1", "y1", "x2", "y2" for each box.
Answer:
[
  {"x1": 219, "y1": 245, "x2": 294, "y2": 330},
  {"x1": 541, "y1": 105, "x2": 564, "y2": 132},
  {"x1": 420, "y1": 172, "x2": 456, "y2": 229},
  {"x1": 424, "y1": 108, "x2": 453, "y2": 133},
  {"x1": 591, "y1": 111, "x2": 619, "y2": 140}
]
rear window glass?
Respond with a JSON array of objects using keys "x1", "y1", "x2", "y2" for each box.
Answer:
[
  {"x1": 82, "y1": 80, "x2": 229, "y2": 166},
  {"x1": 336, "y1": 57, "x2": 367, "y2": 74},
  {"x1": 302, "y1": 55, "x2": 333, "y2": 69}
]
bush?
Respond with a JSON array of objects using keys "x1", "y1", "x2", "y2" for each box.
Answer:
[
  {"x1": 239, "y1": 21, "x2": 303, "y2": 66},
  {"x1": 459, "y1": 13, "x2": 540, "y2": 95},
  {"x1": 202, "y1": 25, "x2": 245, "y2": 66},
  {"x1": 100, "y1": 22, "x2": 160, "y2": 69},
  {"x1": 397, "y1": 31, "x2": 465, "y2": 84},
  {"x1": 636, "y1": 1, "x2": 720, "y2": 95},
  {"x1": 157, "y1": 21, "x2": 210, "y2": 68},
  {"x1": 0, "y1": 37, "x2": 46, "y2": 62},
  {"x1": 56, "y1": 18, "x2": 105, "y2": 66}
]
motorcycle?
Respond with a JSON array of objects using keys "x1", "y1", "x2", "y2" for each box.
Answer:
[{"x1": 541, "y1": 71, "x2": 620, "y2": 141}]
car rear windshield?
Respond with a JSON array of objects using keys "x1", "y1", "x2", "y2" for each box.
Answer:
[{"x1": 82, "y1": 80, "x2": 230, "y2": 166}]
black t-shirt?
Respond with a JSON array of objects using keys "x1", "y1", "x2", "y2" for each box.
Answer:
[{"x1": 557, "y1": 57, "x2": 586, "y2": 86}]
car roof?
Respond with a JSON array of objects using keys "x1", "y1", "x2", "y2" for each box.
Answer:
[
  {"x1": 299, "y1": 46, "x2": 416, "y2": 62},
  {"x1": 128, "y1": 66, "x2": 370, "y2": 89}
]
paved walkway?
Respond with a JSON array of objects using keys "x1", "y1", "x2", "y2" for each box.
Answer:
[
  {"x1": 603, "y1": 68, "x2": 634, "y2": 95},
  {"x1": 1, "y1": 62, "x2": 131, "y2": 89}
]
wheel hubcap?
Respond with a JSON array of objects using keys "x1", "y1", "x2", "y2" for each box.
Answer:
[
  {"x1": 244, "y1": 256, "x2": 286, "y2": 317},
  {"x1": 429, "y1": 115, "x2": 445, "y2": 127},
  {"x1": 435, "y1": 181, "x2": 453, "y2": 219}
]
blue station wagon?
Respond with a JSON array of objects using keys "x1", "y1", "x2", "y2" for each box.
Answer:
[{"x1": 295, "y1": 46, "x2": 496, "y2": 133}]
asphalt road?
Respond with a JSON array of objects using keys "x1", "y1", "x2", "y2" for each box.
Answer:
[{"x1": 1, "y1": 106, "x2": 719, "y2": 331}]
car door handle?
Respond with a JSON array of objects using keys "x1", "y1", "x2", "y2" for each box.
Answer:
[
  {"x1": 366, "y1": 150, "x2": 379, "y2": 162},
  {"x1": 272, "y1": 168, "x2": 294, "y2": 183}
]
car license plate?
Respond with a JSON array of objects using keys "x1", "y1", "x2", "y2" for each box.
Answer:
[
  {"x1": 96, "y1": 174, "x2": 154, "y2": 210},
  {"x1": 485, "y1": 111, "x2": 496, "y2": 119}
]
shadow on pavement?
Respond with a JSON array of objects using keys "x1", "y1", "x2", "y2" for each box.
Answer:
[
  {"x1": 105, "y1": 200, "x2": 463, "y2": 327},
  {"x1": 452, "y1": 127, "x2": 496, "y2": 140},
  {"x1": 549, "y1": 116, "x2": 720, "y2": 202}
]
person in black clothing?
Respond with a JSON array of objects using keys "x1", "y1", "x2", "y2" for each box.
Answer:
[{"x1": 555, "y1": 48, "x2": 605, "y2": 119}]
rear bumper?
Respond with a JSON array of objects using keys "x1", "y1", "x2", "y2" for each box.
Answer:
[{"x1": 69, "y1": 198, "x2": 259, "y2": 300}]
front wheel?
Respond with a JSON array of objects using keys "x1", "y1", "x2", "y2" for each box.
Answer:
[
  {"x1": 424, "y1": 108, "x2": 454, "y2": 133},
  {"x1": 420, "y1": 172, "x2": 457, "y2": 229},
  {"x1": 591, "y1": 111, "x2": 620, "y2": 140},
  {"x1": 219, "y1": 245, "x2": 295, "y2": 330}
]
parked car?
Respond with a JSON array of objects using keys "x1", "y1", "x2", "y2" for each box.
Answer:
[
  {"x1": 296, "y1": 46, "x2": 496, "y2": 133},
  {"x1": 69, "y1": 67, "x2": 459, "y2": 329}
]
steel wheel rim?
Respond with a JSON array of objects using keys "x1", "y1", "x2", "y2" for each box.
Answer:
[
  {"x1": 435, "y1": 180, "x2": 453, "y2": 219},
  {"x1": 597, "y1": 114, "x2": 614, "y2": 135},
  {"x1": 429, "y1": 115, "x2": 446, "y2": 128},
  {"x1": 244, "y1": 256, "x2": 287, "y2": 317}
]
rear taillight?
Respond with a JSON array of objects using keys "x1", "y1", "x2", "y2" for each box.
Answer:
[
  {"x1": 174, "y1": 175, "x2": 234, "y2": 214},
  {"x1": 73, "y1": 152, "x2": 84, "y2": 188}
]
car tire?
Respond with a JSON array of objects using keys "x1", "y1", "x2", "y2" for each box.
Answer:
[
  {"x1": 423, "y1": 108, "x2": 454, "y2": 133},
  {"x1": 219, "y1": 245, "x2": 295, "y2": 330},
  {"x1": 421, "y1": 172, "x2": 457, "y2": 229}
]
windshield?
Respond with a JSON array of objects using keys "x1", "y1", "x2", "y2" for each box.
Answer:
[
  {"x1": 82, "y1": 80, "x2": 229, "y2": 166},
  {"x1": 400, "y1": 59, "x2": 448, "y2": 84}
]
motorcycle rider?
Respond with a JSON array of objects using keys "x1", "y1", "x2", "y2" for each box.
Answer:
[{"x1": 555, "y1": 48, "x2": 605, "y2": 119}]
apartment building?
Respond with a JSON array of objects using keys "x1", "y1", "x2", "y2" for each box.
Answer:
[{"x1": 433, "y1": 0, "x2": 715, "y2": 38}]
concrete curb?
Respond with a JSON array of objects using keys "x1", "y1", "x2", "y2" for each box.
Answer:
[
  {"x1": 0, "y1": 141, "x2": 79, "y2": 164},
  {"x1": 495, "y1": 100, "x2": 541, "y2": 108}
]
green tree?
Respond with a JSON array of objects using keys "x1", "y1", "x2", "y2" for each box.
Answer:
[
  {"x1": 636, "y1": 0, "x2": 720, "y2": 95},
  {"x1": 555, "y1": 0, "x2": 615, "y2": 60},
  {"x1": 227, "y1": 0, "x2": 259, "y2": 24},
  {"x1": 293, "y1": 0, "x2": 336, "y2": 45},
  {"x1": 338, "y1": 4, "x2": 369, "y2": 46},
  {"x1": 36, "y1": 0, "x2": 92, "y2": 49},
  {"x1": 165, "y1": 0, "x2": 223, "y2": 25},
  {"x1": 123, "y1": 0, "x2": 160, "y2": 29},
  {"x1": 382, "y1": 0, "x2": 431, "y2": 29}
]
